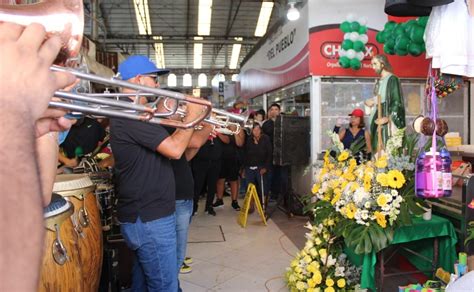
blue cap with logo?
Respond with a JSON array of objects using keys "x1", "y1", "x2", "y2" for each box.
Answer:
[{"x1": 118, "y1": 55, "x2": 170, "y2": 80}]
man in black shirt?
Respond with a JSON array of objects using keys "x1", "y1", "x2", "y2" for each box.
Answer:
[{"x1": 110, "y1": 55, "x2": 204, "y2": 292}]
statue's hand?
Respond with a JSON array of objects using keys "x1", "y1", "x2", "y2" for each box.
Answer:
[
  {"x1": 375, "y1": 117, "x2": 389, "y2": 125},
  {"x1": 365, "y1": 99, "x2": 375, "y2": 107}
]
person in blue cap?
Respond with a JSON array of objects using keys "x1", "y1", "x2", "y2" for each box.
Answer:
[{"x1": 110, "y1": 55, "x2": 206, "y2": 292}]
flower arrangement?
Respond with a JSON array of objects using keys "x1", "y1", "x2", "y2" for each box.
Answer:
[
  {"x1": 308, "y1": 129, "x2": 425, "y2": 254},
  {"x1": 286, "y1": 221, "x2": 361, "y2": 292}
]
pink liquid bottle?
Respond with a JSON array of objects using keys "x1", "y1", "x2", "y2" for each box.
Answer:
[{"x1": 415, "y1": 147, "x2": 451, "y2": 198}]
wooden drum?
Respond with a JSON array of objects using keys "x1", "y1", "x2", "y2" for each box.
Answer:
[
  {"x1": 53, "y1": 174, "x2": 103, "y2": 292},
  {"x1": 39, "y1": 193, "x2": 83, "y2": 292}
]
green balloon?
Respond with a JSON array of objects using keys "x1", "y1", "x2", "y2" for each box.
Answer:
[
  {"x1": 376, "y1": 31, "x2": 386, "y2": 43},
  {"x1": 340, "y1": 21, "x2": 351, "y2": 33},
  {"x1": 384, "y1": 44, "x2": 395, "y2": 55},
  {"x1": 417, "y1": 16, "x2": 429, "y2": 27},
  {"x1": 353, "y1": 40, "x2": 365, "y2": 52},
  {"x1": 410, "y1": 25, "x2": 425, "y2": 44},
  {"x1": 395, "y1": 48, "x2": 408, "y2": 56},
  {"x1": 395, "y1": 25, "x2": 405, "y2": 36},
  {"x1": 350, "y1": 58, "x2": 361, "y2": 70},
  {"x1": 395, "y1": 36, "x2": 410, "y2": 51},
  {"x1": 384, "y1": 21, "x2": 396, "y2": 31},
  {"x1": 385, "y1": 38, "x2": 396, "y2": 50},
  {"x1": 339, "y1": 56, "x2": 351, "y2": 68},
  {"x1": 408, "y1": 42, "x2": 423, "y2": 56},
  {"x1": 341, "y1": 39, "x2": 354, "y2": 50},
  {"x1": 350, "y1": 21, "x2": 361, "y2": 32},
  {"x1": 358, "y1": 26, "x2": 367, "y2": 34}
]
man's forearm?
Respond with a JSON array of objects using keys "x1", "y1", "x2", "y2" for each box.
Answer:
[
  {"x1": 0, "y1": 111, "x2": 44, "y2": 291},
  {"x1": 36, "y1": 133, "x2": 58, "y2": 206}
]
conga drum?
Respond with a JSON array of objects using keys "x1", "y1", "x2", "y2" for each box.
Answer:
[
  {"x1": 39, "y1": 193, "x2": 83, "y2": 292},
  {"x1": 54, "y1": 174, "x2": 103, "y2": 292}
]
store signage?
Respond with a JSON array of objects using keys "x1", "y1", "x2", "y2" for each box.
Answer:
[
  {"x1": 267, "y1": 28, "x2": 297, "y2": 61},
  {"x1": 320, "y1": 42, "x2": 379, "y2": 60},
  {"x1": 309, "y1": 25, "x2": 430, "y2": 78}
]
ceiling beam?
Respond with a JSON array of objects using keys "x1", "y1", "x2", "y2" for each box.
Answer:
[{"x1": 100, "y1": 36, "x2": 259, "y2": 45}]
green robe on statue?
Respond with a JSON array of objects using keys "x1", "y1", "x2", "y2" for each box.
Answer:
[{"x1": 369, "y1": 74, "x2": 406, "y2": 151}]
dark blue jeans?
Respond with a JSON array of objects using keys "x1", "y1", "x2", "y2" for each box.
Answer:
[
  {"x1": 244, "y1": 167, "x2": 267, "y2": 204},
  {"x1": 120, "y1": 215, "x2": 178, "y2": 292}
]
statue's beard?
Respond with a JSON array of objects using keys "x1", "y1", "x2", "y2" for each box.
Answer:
[{"x1": 375, "y1": 68, "x2": 383, "y2": 75}]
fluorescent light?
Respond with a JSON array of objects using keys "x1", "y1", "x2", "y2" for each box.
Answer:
[
  {"x1": 133, "y1": 0, "x2": 152, "y2": 35},
  {"x1": 153, "y1": 36, "x2": 165, "y2": 69},
  {"x1": 198, "y1": 0, "x2": 213, "y2": 36},
  {"x1": 287, "y1": 3, "x2": 300, "y2": 21},
  {"x1": 194, "y1": 37, "x2": 203, "y2": 69},
  {"x1": 254, "y1": 1, "x2": 274, "y2": 37},
  {"x1": 229, "y1": 43, "x2": 242, "y2": 69}
]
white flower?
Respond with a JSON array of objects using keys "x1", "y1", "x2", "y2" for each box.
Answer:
[
  {"x1": 361, "y1": 210, "x2": 369, "y2": 220},
  {"x1": 335, "y1": 266, "x2": 346, "y2": 277},
  {"x1": 354, "y1": 187, "x2": 369, "y2": 204},
  {"x1": 364, "y1": 201, "x2": 371, "y2": 209}
]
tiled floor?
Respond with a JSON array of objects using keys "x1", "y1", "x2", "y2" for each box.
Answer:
[{"x1": 180, "y1": 197, "x2": 308, "y2": 292}]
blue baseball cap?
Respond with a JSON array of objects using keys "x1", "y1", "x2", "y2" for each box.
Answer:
[{"x1": 118, "y1": 55, "x2": 170, "y2": 80}]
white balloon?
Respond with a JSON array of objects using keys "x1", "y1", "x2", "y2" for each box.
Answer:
[
  {"x1": 349, "y1": 32, "x2": 359, "y2": 42},
  {"x1": 358, "y1": 17, "x2": 368, "y2": 26},
  {"x1": 359, "y1": 34, "x2": 369, "y2": 44},
  {"x1": 357, "y1": 52, "x2": 365, "y2": 61},
  {"x1": 346, "y1": 49, "x2": 356, "y2": 59},
  {"x1": 339, "y1": 49, "x2": 346, "y2": 57},
  {"x1": 346, "y1": 13, "x2": 356, "y2": 22},
  {"x1": 344, "y1": 33, "x2": 351, "y2": 40}
]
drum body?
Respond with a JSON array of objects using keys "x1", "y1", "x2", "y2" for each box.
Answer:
[
  {"x1": 39, "y1": 193, "x2": 83, "y2": 292},
  {"x1": 95, "y1": 183, "x2": 115, "y2": 230},
  {"x1": 54, "y1": 174, "x2": 103, "y2": 292}
]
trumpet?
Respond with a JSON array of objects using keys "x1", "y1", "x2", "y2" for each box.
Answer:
[
  {"x1": 162, "y1": 99, "x2": 249, "y2": 135},
  {"x1": 0, "y1": 0, "x2": 212, "y2": 129}
]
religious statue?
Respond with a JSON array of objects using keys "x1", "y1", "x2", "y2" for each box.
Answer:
[{"x1": 365, "y1": 54, "x2": 406, "y2": 154}]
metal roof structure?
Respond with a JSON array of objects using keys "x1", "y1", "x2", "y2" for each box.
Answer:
[{"x1": 83, "y1": 0, "x2": 283, "y2": 74}]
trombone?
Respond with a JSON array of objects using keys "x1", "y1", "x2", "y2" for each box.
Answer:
[
  {"x1": 50, "y1": 66, "x2": 212, "y2": 129},
  {"x1": 162, "y1": 99, "x2": 250, "y2": 135}
]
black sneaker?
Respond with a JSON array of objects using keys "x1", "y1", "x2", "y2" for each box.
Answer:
[
  {"x1": 212, "y1": 199, "x2": 224, "y2": 208},
  {"x1": 205, "y1": 207, "x2": 216, "y2": 216},
  {"x1": 231, "y1": 200, "x2": 241, "y2": 211}
]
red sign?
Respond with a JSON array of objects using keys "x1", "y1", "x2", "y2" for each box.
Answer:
[{"x1": 309, "y1": 25, "x2": 430, "y2": 78}]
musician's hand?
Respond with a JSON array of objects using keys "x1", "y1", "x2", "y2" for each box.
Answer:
[
  {"x1": 365, "y1": 99, "x2": 375, "y2": 108},
  {"x1": 35, "y1": 107, "x2": 72, "y2": 138},
  {"x1": 335, "y1": 118, "x2": 345, "y2": 127},
  {"x1": 0, "y1": 23, "x2": 75, "y2": 121},
  {"x1": 184, "y1": 100, "x2": 206, "y2": 123}
]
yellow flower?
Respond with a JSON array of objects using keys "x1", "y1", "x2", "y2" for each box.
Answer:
[
  {"x1": 338, "y1": 151, "x2": 350, "y2": 161},
  {"x1": 341, "y1": 180, "x2": 348, "y2": 190},
  {"x1": 349, "y1": 158, "x2": 357, "y2": 168},
  {"x1": 312, "y1": 184, "x2": 320, "y2": 194},
  {"x1": 350, "y1": 182, "x2": 360, "y2": 192},
  {"x1": 324, "y1": 287, "x2": 335, "y2": 292},
  {"x1": 318, "y1": 248, "x2": 327, "y2": 258},
  {"x1": 308, "y1": 279, "x2": 316, "y2": 288},
  {"x1": 314, "y1": 238, "x2": 322, "y2": 246},
  {"x1": 346, "y1": 203, "x2": 357, "y2": 219},
  {"x1": 374, "y1": 211, "x2": 387, "y2": 228},
  {"x1": 343, "y1": 172, "x2": 356, "y2": 181},
  {"x1": 330, "y1": 180, "x2": 339, "y2": 188},
  {"x1": 304, "y1": 255, "x2": 312, "y2": 264},
  {"x1": 326, "y1": 278, "x2": 334, "y2": 287},
  {"x1": 375, "y1": 155, "x2": 388, "y2": 168},
  {"x1": 335, "y1": 169, "x2": 343, "y2": 177},
  {"x1": 387, "y1": 169, "x2": 406, "y2": 189},
  {"x1": 364, "y1": 177, "x2": 371, "y2": 192},
  {"x1": 312, "y1": 271, "x2": 322, "y2": 284},
  {"x1": 296, "y1": 281, "x2": 306, "y2": 290},
  {"x1": 376, "y1": 173, "x2": 389, "y2": 187},
  {"x1": 331, "y1": 188, "x2": 342, "y2": 205},
  {"x1": 376, "y1": 194, "x2": 388, "y2": 207},
  {"x1": 307, "y1": 289, "x2": 315, "y2": 292},
  {"x1": 337, "y1": 278, "x2": 346, "y2": 288},
  {"x1": 291, "y1": 260, "x2": 298, "y2": 267}
]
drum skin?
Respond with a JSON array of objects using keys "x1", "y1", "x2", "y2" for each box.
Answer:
[
  {"x1": 54, "y1": 174, "x2": 103, "y2": 292},
  {"x1": 39, "y1": 204, "x2": 83, "y2": 292}
]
